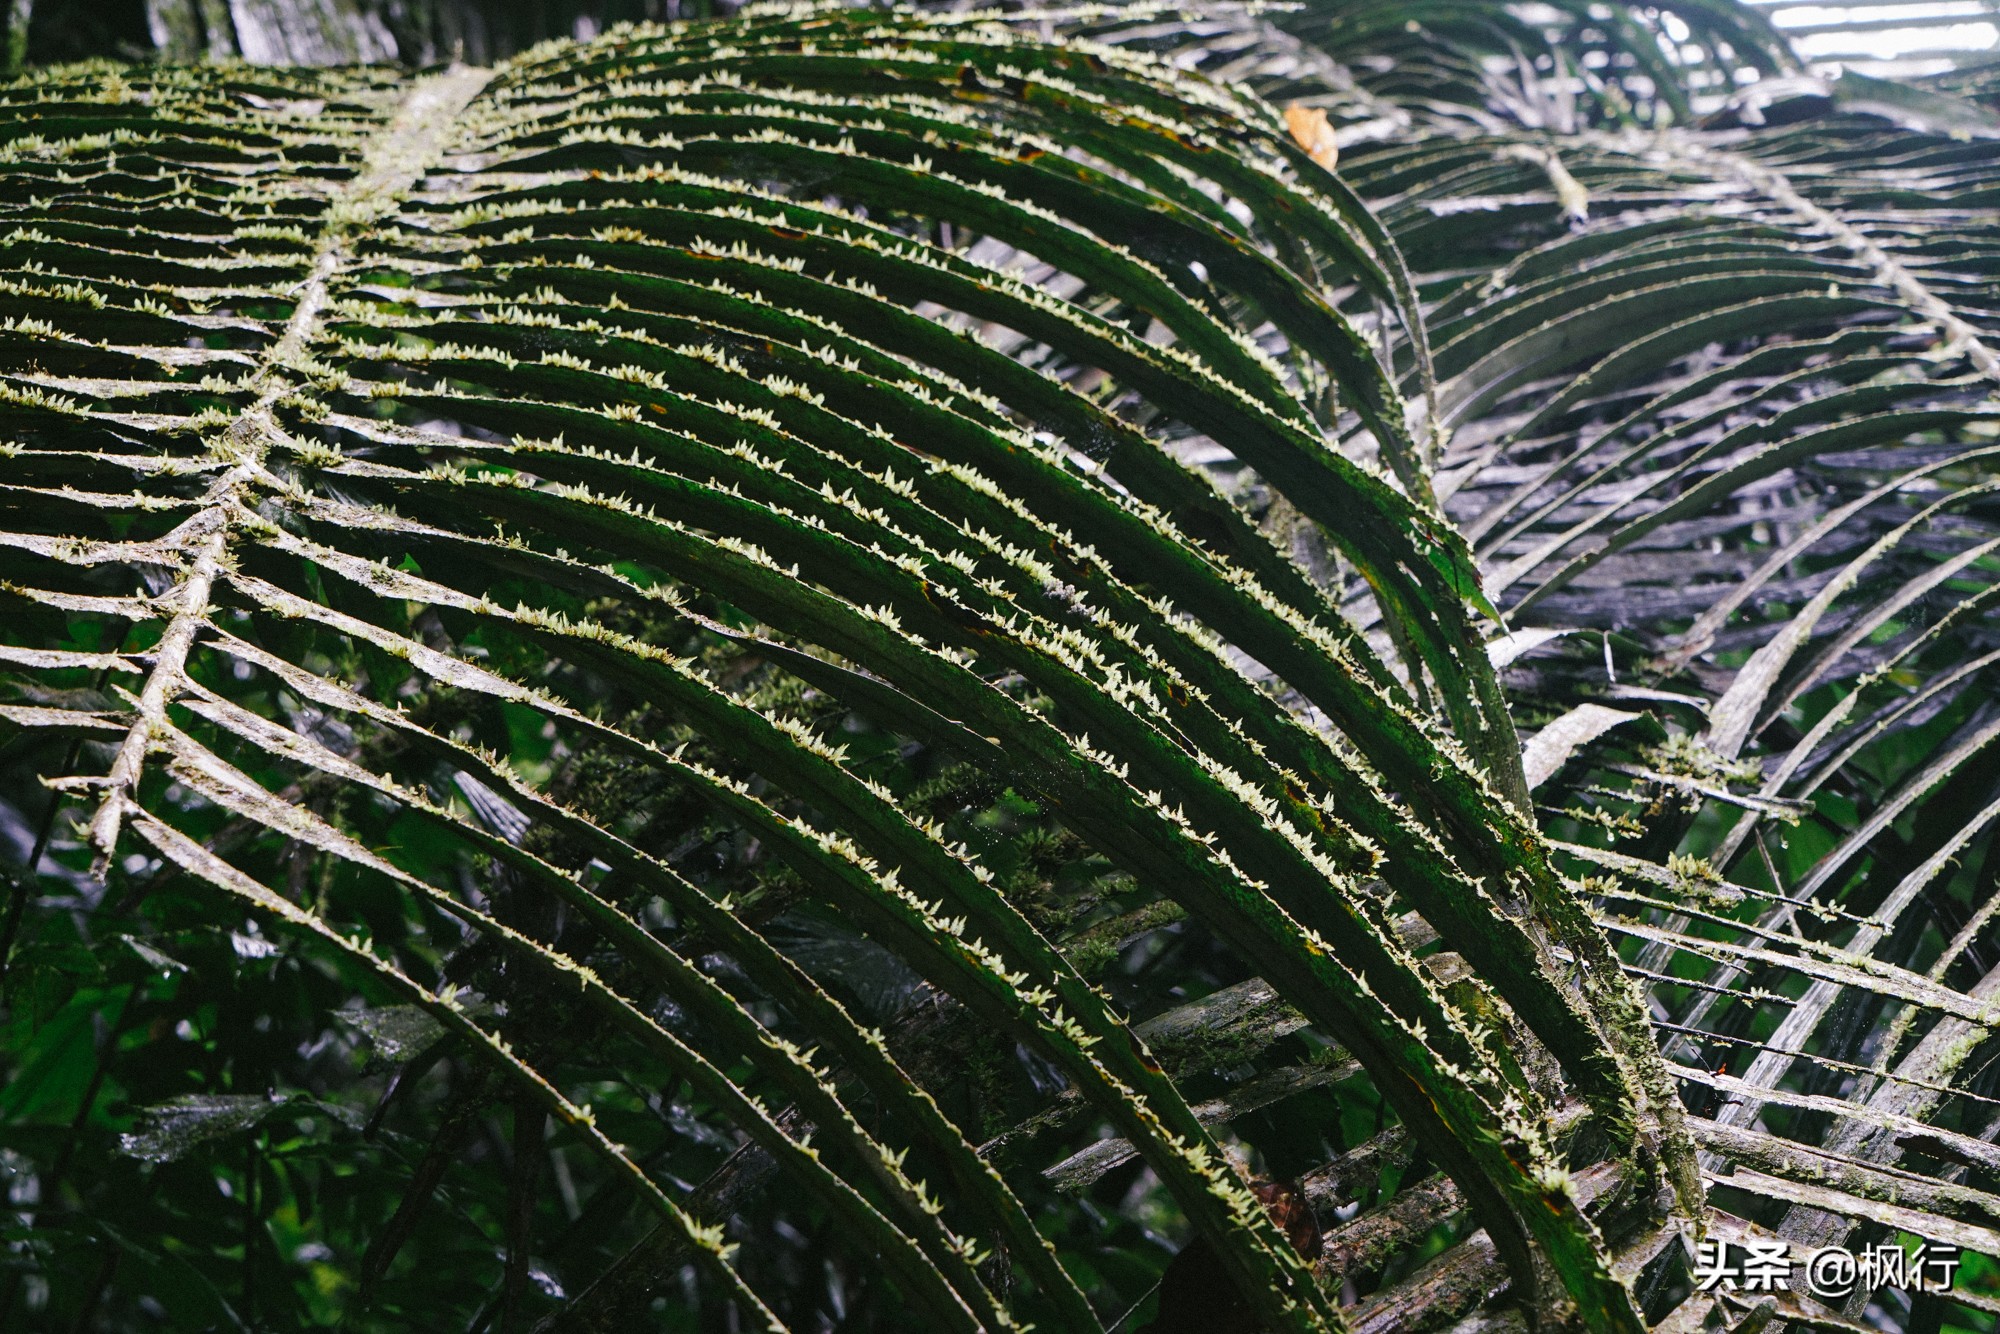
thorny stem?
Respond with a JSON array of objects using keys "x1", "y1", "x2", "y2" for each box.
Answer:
[{"x1": 75, "y1": 65, "x2": 491, "y2": 873}]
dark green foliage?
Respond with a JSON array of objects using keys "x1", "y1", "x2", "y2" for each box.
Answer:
[{"x1": 2, "y1": 3, "x2": 2000, "y2": 1333}]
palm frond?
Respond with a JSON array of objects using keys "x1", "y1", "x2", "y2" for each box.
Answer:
[
  {"x1": 1116, "y1": 6, "x2": 2000, "y2": 1327},
  {"x1": 7, "y1": 3, "x2": 2000, "y2": 1332},
  {"x1": 0, "y1": 9, "x2": 1705, "y2": 1329}
]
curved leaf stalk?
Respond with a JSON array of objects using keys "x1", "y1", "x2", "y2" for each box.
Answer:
[{"x1": 70, "y1": 65, "x2": 491, "y2": 867}]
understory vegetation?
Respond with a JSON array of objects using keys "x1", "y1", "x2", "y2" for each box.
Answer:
[{"x1": 2, "y1": 2, "x2": 1999, "y2": 1330}]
